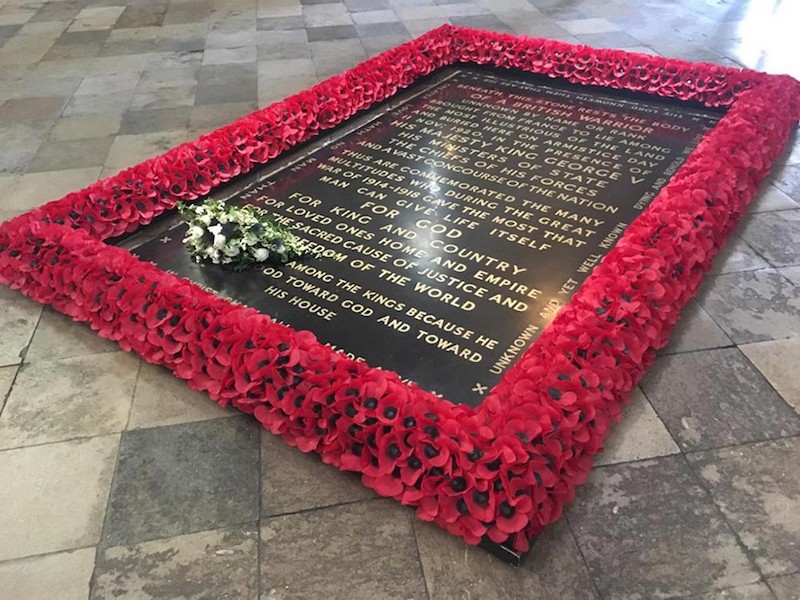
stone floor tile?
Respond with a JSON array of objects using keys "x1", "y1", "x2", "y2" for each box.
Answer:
[
  {"x1": 14, "y1": 73, "x2": 82, "y2": 99},
  {"x1": 352, "y1": 9, "x2": 399, "y2": 24},
  {"x1": 92, "y1": 527, "x2": 258, "y2": 599},
  {"x1": 41, "y1": 40, "x2": 105, "y2": 62},
  {"x1": 2, "y1": 166, "x2": 101, "y2": 215},
  {"x1": 0, "y1": 434, "x2": 119, "y2": 561},
  {"x1": 0, "y1": 548, "x2": 96, "y2": 600},
  {"x1": 49, "y1": 114, "x2": 121, "y2": 141},
  {"x1": 195, "y1": 82, "x2": 258, "y2": 105},
  {"x1": 306, "y1": 24, "x2": 358, "y2": 41},
  {"x1": 771, "y1": 164, "x2": 800, "y2": 200},
  {"x1": 0, "y1": 365, "x2": 15, "y2": 414},
  {"x1": 115, "y1": 5, "x2": 168, "y2": 30},
  {"x1": 303, "y1": 3, "x2": 354, "y2": 27},
  {"x1": 62, "y1": 91, "x2": 134, "y2": 117},
  {"x1": 415, "y1": 519, "x2": 598, "y2": 599},
  {"x1": 104, "y1": 130, "x2": 193, "y2": 171},
  {"x1": 26, "y1": 135, "x2": 114, "y2": 173},
  {"x1": 395, "y1": 5, "x2": 446, "y2": 21},
  {"x1": 440, "y1": 3, "x2": 491, "y2": 17},
  {"x1": 660, "y1": 300, "x2": 733, "y2": 355},
  {"x1": 119, "y1": 106, "x2": 191, "y2": 135},
  {"x1": 257, "y1": 16, "x2": 306, "y2": 30},
  {"x1": 260, "y1": 499, "x2": 427, "y2": 599},
  {"x1": 137, "y1": 64, "x2": 198, "y2": 90},
  {"x1": 749, "y1": 183, "x2": 799, "y2": 213},
  {"x1": 701, "y1": 269, "x2": 800, "y2": 344},
  {"x1": 741, "y1": 338, "x2": 800, "y2": 413},
  {"x1": 73, "y1": 72, "x2": 141, "y2": 97},
  {"x1": 557, "y1": 17, "x2": 617, "y2": 34},
  {"x1": 189, "y1": 101, "x2": 258, "y2": 132},
  {"x1": 449, "y1": 14, "x2": 514, "y2": 32},
  {"x1": 202, "y1": 45, "x2": 258, "y2": 66},
  {"x1": 595, "y1": 387, "x2": 680, "y2": 466},
  {"x1": 740, "y1": 210, "x2": 800, "y2": 268},
  {"x1": 686, "y1": 583, "x2": 777, "y2": 599},
  {"x1": 130, "y1": 84, "x2": 197, "y2": 110},
  {"x1": 687, "y1": 437, "x2": 800, "y2": 577},
  {"x1": 355, "y1": 20, "x2": 408, "y2": 36},
  {"x1": 567, "y1": 456, "x2": 759, "y2": 598},
  {"x1": 362, "y1": 32, "x2": 412, "y2": 55},
  {"x1": 103, "y1": 416, "x2": 260, "y2": 547},
  {"x1": 709, "y1": 235, "x2": 771, "y2": 275},
  {"x1": 128, "y1": 362, "x2": 236, "y2": 429},
  {"x1": 641, "y1": 348, "x2": 800, "y2": 451},
  {"x1": 257, "y1": 39, "x2": 312, "y2": 60},
  {"x1": 576, "y1": 30, "x2": 644, "y2": 48},
  {"x1": 84, "y1": 54, "x2": 151, "y2": 76},
  {"x1": 261, "y1": 432, "x2": 374, "y2": 517},
  {"x1": 0, "y1": 285, "x2": 42, "y2": 366},
  {"x1": 769, "y1": 573, "x2": 800, "y2": 600},
  {"x1": 25, "y1": 309, "x2": 119, "y2": 362},
  {"x1": 0, "y1": 125, "x2": 46, "y2": 173},
  {"x1": 0, "y1": 95, "x2": 66, "y2": 121},
  {"x1": 67, "y1": 6, "x2": 125, "y2": 33},
  {"x1": 346, "y1": 0, "x2": 392, "y2": 11},
  {"x1": 258, "y1": 57, "x2": 316, "y2": 80},
  {"x1": 0, "y1": 352, "x2": 138, "y2": 450},
  {"x1": 402, "y1": 17, "x2": 451, "y2": 36},
  {"x1": 0, "y1": 11, "x2": 35, "y2": 27}
]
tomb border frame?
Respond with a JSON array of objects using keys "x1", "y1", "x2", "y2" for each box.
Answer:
[{"x1": 1, "y1": 25, "x2": 798, "y2": 556}]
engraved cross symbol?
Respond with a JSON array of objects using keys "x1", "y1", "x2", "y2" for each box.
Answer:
[
  {"x1": 472, "y1": 383, "x2": 488, "y2": 395},
  {"x1": 159, "y1": 236, "x2": 172, "y2": 244}
]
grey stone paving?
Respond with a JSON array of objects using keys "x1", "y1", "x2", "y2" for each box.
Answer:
[{"x1": 0, "y1": 0, "x2": 798, "y2": 597}]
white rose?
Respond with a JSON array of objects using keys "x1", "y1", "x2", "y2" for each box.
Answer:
[
  {"x1": 253, "y1": 248, "x2": 269, "y2": 261},
  {"x1": 208, "y1": 223, "x2": 222, "y2": 235},
  {"x1": 188, "y1": 225, "x2": 204, "y2": 240},
  {"x1": 213, "y1": 233, "x2": 226, "y2": 248}
]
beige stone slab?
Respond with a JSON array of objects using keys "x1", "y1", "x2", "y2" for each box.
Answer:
[
  {"x1": 0, "y1": 548, "x2": 95, "y2": 600},
  {"x1": 103, "y1": 130, "x2": 192, "y2": 171},
  {"x1": 261, "y1": 431, "x2": 374, "y2": 517},
  {"x1": 769, "y1": 573, "x2": 800, "y2": 600},
  {"x1": 92, "y1": 527, "x2": 257, "y2": 599},
  {"x1": 26, "y1": 309, "x2": 120, "y2": 363},
  {"x1": 0, "y1": 286, "x2": 42, "y2": 367},
  {"x1": 0, "y1": 352, "x2": 138, "y2": 450},
  {"x1": 67, "y1": 6, "x2": 125, "y2": 32},
  {"x1": 660, "y1": 300, "x2": 732, "y2": 354},
  {"x1": 688, "y1": 582, "x2": 776, "y2": 599},
  {"x1": 0, "y1": 434, "x2": 119, "y2": 561},
  {"x1": 749, "y1": 183, "x2": 799, "y2": 213},
  {"x1": 709, "y1": 235, "x2": 770, "y2": 275},
  {"x1": 595, "y1": 388, "x2": 680, "y2": 466},
  {"x1": 741, "y1": 338, "x2": 800, "y2": 412},
  {"x1": 0, "y1": 365, "x2": 16, "y2": 414},
  {"x1": 3, "y1": 166, "x2": 102, "y2": 217},
  {"x1": 128, "y1": 362, "x2": 235, "y2": 429},
  {"x1": 49, "y1": 115, "x2": 121, "y2": 141},
  {"x1": 415, "y1": 518, "x2": 596, "y2": 600},
  {"x1": 687, "y1": 438, "x2": 800, "y2": 576},
  {"x1": 260, "y1": 500, "x2": 426, "y2": 599}
]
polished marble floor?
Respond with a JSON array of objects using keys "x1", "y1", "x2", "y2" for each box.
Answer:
[{"x1": 1, "y1": 0, "x2": 799, "y2": 598}]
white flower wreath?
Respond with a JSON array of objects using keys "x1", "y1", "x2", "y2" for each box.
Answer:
[{"x1": 178, "y1": 199, "x2": 313, "y2": 271}]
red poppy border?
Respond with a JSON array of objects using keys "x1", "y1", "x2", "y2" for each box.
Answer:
[{"x1": 1, "y1": 26, "x2": 798, "y2": 555}]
